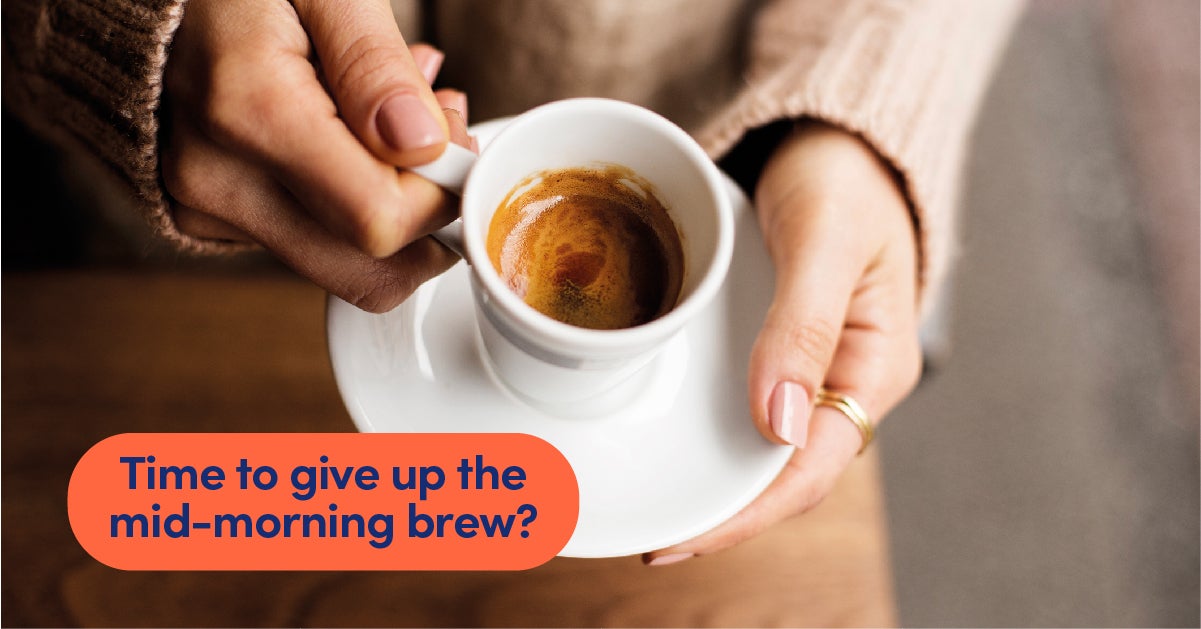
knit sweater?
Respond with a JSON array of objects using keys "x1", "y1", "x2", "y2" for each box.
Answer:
[{"x1": 2, "y1": 0, "x2": 1023, "y2": 309}]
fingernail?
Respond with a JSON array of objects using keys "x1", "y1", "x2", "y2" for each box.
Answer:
[
  {"x1": 416, "y1": 49, "x2": 444, "y2": 84},
  {"x1": 647, "y1": 552, "x2": 693, "y2": 566},
  {"x1": 443, "y1": 108, "x2": 470, "y2": 148},
  {"x1": 376, "y1": 94, "x2": 443, "y2": 153},
  {"x1": 447, "y1": 90, "x2": 468, "y2": 121},
  {"x1": 769, "y1": 381, "x2": 811, "y2": 448},
  {"x1": 469, "y1": 135, "x2": 480, "y2": 154},
  {"x1": 443, "y1": 107, "x2": 465, "y2": 128}
]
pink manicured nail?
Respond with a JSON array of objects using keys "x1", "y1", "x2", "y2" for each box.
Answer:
[
  {"x1": 416, "y1": 49, "x2": 444, "y2": 84},
  {"x1": 446, "y1": 90, "x2": 468, "y2": 121},
  {"x1": 376, "y1": 94, "x2": 442, "y2": 152},
  {"x1": 647, "y1": 552, "x2": 693, "y2": 566},
  {"x1": 769, "y1": 381, "x2": 810, "y2": 447}
]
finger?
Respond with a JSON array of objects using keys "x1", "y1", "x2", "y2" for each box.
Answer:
[
  {"x1": 164, "y1": 121, "x2": 458, "y2": 312},
  {"x1": 204, "y1": 51, "x2": 452, "y2": 257},
  {"x1": 745, "y1": 213, "x2": 863, "y2": 448},
  {"x1": 240, "y1": 174, "x2": 457, "y2": 313},
  {"x1": 645, "y1": 312, "x2": 921, "y2": 564},
  {"x1": 390, "y1": 107, "x2": 473, "y2": 239},
  {"x1": 202, "y1": 69, "x2": 464, "y2": 256},
  {"x1": 819, "y1": 236, "x2": 923, "y2": 445},
  {"x1": 747, "y1": 120, "x2": 918, "y2": 448},
  {"x1": 166, "y1": 1, "x2": 452, "y2": 257},
  {"x1": 292, "y1": 0, "x2": 448, "y2": 166},
  {"x1": 443, "y1": 107, "x2": 471, "y2": 149},
  {"x1": 643, "y1": 223, "x2": 922, "y2": 565},
  {"x1": 435, "y1": 89, "x2": 468, "y2": 124},
  {"x1": 408, "y1": 43, "x2": 445, "y2": 84},
  {"x1": 264, "y1": 203, "x2": 459, "y2": 313},
  {"x1": 643, "y1": 413, "x2": 857, "y2": 564}
]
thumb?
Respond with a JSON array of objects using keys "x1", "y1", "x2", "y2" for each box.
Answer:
[
  {"x1": 293, "y1": 0, "x2": 448, "y2": 167},
  {"x1": 747, "y1": 223, "x2": 860, "y2": 448}
]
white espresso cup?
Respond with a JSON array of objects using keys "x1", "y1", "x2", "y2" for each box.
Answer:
[{"x1": 410, "y1": 98, "x2": 733, "y2": 406}]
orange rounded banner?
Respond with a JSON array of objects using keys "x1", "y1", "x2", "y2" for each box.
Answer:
[{"x1": 68, "y1": 433, "x2": 578, "y2": 570}]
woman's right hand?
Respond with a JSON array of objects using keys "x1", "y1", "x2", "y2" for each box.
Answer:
[{"x1": 161, "y1": 0, "x2": 472, "y2": 312}]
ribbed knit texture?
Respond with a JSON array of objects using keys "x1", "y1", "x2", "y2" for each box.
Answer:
[
  {"x1": 696, "y1": 0, "x2": 1025, "y2": 311},
  {"x1": 4, "y1": 0, "x2": 1024, "y2": 305},
  {"x1": 1, "y1": 0, "x2": 220, "y2": 253}
]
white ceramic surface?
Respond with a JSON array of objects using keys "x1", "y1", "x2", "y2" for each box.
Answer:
[
  {"x1": 416, "y1": 99, "x2": 733, "y2": 403},
  {"x1": 325, "y1": 117, "x2": 791, "y2": 558}
]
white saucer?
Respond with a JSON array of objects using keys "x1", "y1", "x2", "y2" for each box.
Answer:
[{"x1": 326, "y1": 119, "x2": 792, "y2": 558}]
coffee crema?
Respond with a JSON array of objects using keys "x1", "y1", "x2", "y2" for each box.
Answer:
[{"x1": 486, "y1": 165, "x2": 685, "y2": 330}]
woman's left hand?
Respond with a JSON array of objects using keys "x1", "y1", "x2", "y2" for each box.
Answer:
[{"x1": 644, "y1": 120, "x2": 924, "y2": 565}]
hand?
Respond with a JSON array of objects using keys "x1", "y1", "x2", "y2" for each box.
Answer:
[
  {"x1": 161, "y1": 0, "x2": 474, "y2": 312},
  {"x1": 644, "y1": 121, "x2": 923, "y2": 564}
]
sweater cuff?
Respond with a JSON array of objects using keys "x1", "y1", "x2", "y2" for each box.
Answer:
[
  {"x1": 3, "y1": 0, "x2": 227, "y2": 254},
  {"x1": 696, "y1": 0, "x2": 1024, "y2": 312}
]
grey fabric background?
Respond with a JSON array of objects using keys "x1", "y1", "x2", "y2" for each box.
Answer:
[{"x1": 881, "y1": 1, "x2": 1199, "y2": 626}]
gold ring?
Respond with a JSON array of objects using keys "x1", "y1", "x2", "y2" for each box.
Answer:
[{"x1": 816, "y1": 388, "x2": 874, "y2": 455}]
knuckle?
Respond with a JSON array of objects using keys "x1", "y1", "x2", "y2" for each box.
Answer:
[
  {"x1": 341, "y1": 263, "x2": 418, "y2": 314},
  {"x1": 205, "y1": 86, "x2": 264, "y2": 149},
  {"x1": 344, "y1": 201, "x2": 399, "y2": 257},
  {"x1": 345, "y1": 178, "x2": 417, "y2": 256},
  {"x1": 198, "y1": 54, "x2": 243, "y2": 135},
  {"x1": 200, "y1": 54, "x2": 287, "y2": 150},
  {"x1": 774, "y1": 317, "x2": 841, "y2": 374},
  {"x1": 330, "y1": 35, "x2": 413, "y2": 105},
  {"x1": 340, "y1": 206, "x2": 377, "y2": 250}
]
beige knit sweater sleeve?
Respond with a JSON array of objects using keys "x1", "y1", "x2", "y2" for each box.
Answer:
[{"x1": 699, "y1": 0, "x2": 1024, "y2": 306}]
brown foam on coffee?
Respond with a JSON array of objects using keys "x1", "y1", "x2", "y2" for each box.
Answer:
[{"x1": 487, "y1": 166, "x2": 684, "y2": 330}]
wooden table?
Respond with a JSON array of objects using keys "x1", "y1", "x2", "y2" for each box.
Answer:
[{"x1": 2, "y1": 269, "x2": 896, "y2": 627}]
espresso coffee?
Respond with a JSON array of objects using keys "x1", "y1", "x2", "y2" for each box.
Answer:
[{"x1": 486, "y1": 165, "x2": 685, "y2": 330}]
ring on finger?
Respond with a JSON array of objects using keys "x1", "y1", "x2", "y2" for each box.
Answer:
[{"x1": 815, "y1": 388, "x2": 874, "y2": 455}]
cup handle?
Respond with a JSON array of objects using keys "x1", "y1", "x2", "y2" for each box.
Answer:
[{"x1": 407, "y1": 142, "x2": 478, "y2": 259}]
